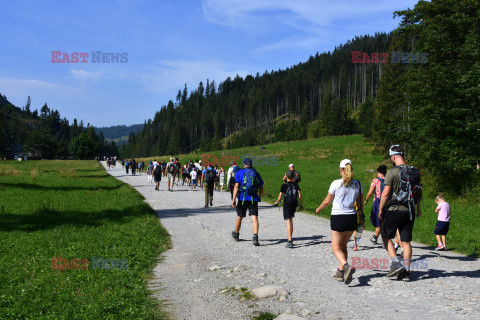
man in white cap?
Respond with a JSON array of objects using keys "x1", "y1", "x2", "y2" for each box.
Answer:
[
  {"x1": 165, "y1": 157, "x2": 176, "y2": 192},
  {"x1": 282, "y1": 163, "x2": 301, "y2": 184}
]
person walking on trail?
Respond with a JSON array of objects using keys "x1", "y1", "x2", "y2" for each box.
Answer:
[
  {"x1": 364, "y1": 164, "x2": 387, "y2": 245},
  {"x1": 201, "y1": 162, "x2": 216, "y2": 208},
  {"x1": 282, "y1": 163, "x2": 301, "y2": 184},
  {"x1": 379, "y1": 145, "x2": 422, "y2": 281},
  {"x1": 125, "y1": 160, "x2": 130, "y2": 174},
  {"x1": 227, "y1": 161, "x2": 240, "y2": 199},
  {"x1": 147, "y1": 161, "x2": 154, "y2": 183},
  {"x1": 131, "y1": 159, "x2": 137, "y2": 176},
  {"x1": 196, "y1": 160, "x2": 203, "y2": 186},
  {"x1": 231, "y1": 158, "x2": 264, "y2": 246},
  {"x1": 274, "y1": 170, "x2": 303, "y2": 248},
  {"x1": 219, "y1": 166, "x2": 225, "y2": 191},
  {"x1": 190, "y1": 168, "x2": 198, "y2": 189},
  {"x1": 315, "y1": 159, "x2": 363, "y2": 285},
  {"x1": 166, "y1": 158, "x2": 176, "y2": 192},
  {"x1": 173, "y1": 158, "x2": 181, "y2": 185},
  {"x1": 434, "y1": 193, "x2": 450, "y2": 251},
  {"x1": 153, "y1": 162, "x2": 162, "y2": 191}
]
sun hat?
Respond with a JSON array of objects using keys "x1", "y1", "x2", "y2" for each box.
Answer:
[{"x1": 339, "y1": 159, "x2": 352, "y2": 168}]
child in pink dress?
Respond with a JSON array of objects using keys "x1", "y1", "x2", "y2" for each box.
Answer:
[{"x1": 434, "y1": 194, "x2": 451, "y2": 251}]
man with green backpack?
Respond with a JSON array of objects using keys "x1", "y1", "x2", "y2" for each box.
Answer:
[{"x1": 231, "y1": 158, "x2": 264, "y2": 246}]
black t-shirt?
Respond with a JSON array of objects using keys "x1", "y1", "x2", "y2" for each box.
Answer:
[{"x1": 280, "y1": 182, "x2": 300, "y2": 207}]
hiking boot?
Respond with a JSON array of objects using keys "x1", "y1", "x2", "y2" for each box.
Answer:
[
  {"x1": 285, "y1": 241, "x2": 293, "y2": 248},
  {"x1": 333, "y1": 269, "x2": 344, "y2": 282},
  {"x1": 232, "y1": 231, "x2": 239, "y2": 241},
  {"x1": 370, "y1": 236, "x2": 378, "y2": 245},
  {"x1": 387, "y1": 265, "x2": 404, "y2": 278},
  {"x1": 253, "y1": 235, "x2": 260, "y2": 246},
  {"x1": 343, "y1": 263, "x2": 355, "y2": 285},
  {"x1": 397, "y1": 268, "x2": 411, "y2": 281},
  {"x1": 204, "y1": 205, "x2": 209, "y2": 208},
  {"x1": 209, "y1": 201, "x2": 213, "y2": 206}
]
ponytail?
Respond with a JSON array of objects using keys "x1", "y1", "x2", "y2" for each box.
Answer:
[{"x1": 343, "y1": 163, "x2": 353, "y2": 186}]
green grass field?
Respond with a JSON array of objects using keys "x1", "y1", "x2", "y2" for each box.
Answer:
[
  {"x1": 0, "y1": 160, "x2": 170, "y2": 319},
  {"x1": 138, "y1": 135, "x2": 479, "y2": 256}
]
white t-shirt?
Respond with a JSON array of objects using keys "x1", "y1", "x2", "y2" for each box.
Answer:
[
  {"x1": 190, "y1": 170, "x2": 197, "y2": 179},
  {"x1": 328, "y1": 179, "x2": 363, "y2": 215}
]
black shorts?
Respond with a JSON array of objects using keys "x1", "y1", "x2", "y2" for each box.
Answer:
[
  {"x1": 236, "y1": 201, "x2": 258, "y2": 217},
  {"x1": 283, "y1": 204, "x2": 296, "y2": 220},
  {"x1": 182, "y1": 173, "x2": 189, "y2": 178},
  {"x1": 330, "y1": 214, "x2": 357, "y2": 232},
  {"x1": 381, "y1": 210, "x2": 414, "y2": 242},
  {"x1": 434, "y1": 221, "x2": 450, "y2": 235}
]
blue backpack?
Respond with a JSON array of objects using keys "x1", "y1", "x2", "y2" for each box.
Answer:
[
  {"x1": 378, "y1": 177, "x2": 385, "y2": 195},
  {"x1": 241, "y1": 168, "x2": 259, "y2": 202}
]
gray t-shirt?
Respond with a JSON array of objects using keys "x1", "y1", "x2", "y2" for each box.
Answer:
[{"x1": 384, "y1": 165, "x2": 409, "y2": 211}]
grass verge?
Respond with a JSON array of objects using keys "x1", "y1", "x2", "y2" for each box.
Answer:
[{"x1": 0, "y1": 160, "x2": 171, "y2": 319}]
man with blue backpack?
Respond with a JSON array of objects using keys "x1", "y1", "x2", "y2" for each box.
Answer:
[
  {"x1": 231, "y1": 158, "x2": 264, "y2": 246},
  {"x1": 364, "y1": 164, "x2": 387, "y2": 245}
]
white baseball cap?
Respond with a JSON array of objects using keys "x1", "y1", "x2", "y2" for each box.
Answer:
[
  {"x1": 289, "y1": 163, "x2": 294, "y2": 168},
  {"x1": 339, "y1": 159, "x2": 352, "y2": 168}
]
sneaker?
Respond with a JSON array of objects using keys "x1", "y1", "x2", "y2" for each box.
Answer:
[
  {"x1": 434, "y1": 245, "x2": 445, "y2": 251},
  {"x1": 204, "y1": 206, "x2": 209, "y2": 208},
  {"x1": 370, "y1": 236, "x2": 378, "y2": 245},
  {"x1": 353, "y1": 243, "x2": 358, "y2": 251},
  {"x1": 209, "y1": 201, "x2": 213, "y2": 206},
  {"x1": 397, "y1": 268, "x2": 411, "y2": 281},
  {"x1": 285, "y1": 241, "x2": 293, "y2": 248},
  {"x1": 343, "y1": 263, "x2": 355, "y2": 285},
  {"x1": 232, "y1": 231, "x2": 239, "y2": 241},
  {"x1": 333, "y1": 269, "x2": 344, "y2": 282},
  {"x1": 387, "y1": 265, "x2": 404, "y2": 278},
  {"x1": 253, "y1": 235, "x2": 260, "y2": 246}
]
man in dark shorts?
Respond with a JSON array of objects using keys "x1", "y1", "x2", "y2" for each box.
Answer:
[
  {"x1": 231, "y1": 158, "x2": 264, "y2": 246},
  {"x1": 379, "y1": 145, "x2": 422, "y2": 281},
  {"x1": 282, "y1": 163, "x2": 301, "y2": 184}
]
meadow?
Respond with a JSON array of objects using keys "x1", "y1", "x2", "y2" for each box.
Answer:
[
  {"x1": 138, "y1": 135, "x2": 479, "y2": 256},
  {"x1": 0, "y1": 160, "x2": 170, "y2": 319}
]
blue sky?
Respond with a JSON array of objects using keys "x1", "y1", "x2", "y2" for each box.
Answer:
[{"x1": 0, "y1": 0, "x2": 419, "y2": 127}]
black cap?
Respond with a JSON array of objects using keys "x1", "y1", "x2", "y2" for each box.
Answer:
[{"x1": 243, "y1": 158, "x2": 252, "y2": 166}]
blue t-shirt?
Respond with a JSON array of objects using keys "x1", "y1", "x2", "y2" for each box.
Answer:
[{"x1": 235, "y1": 168, "x2": 264, "y2": 202}]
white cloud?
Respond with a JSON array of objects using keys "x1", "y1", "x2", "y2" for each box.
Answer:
[
  {"x1": 140, "y1": 59, "x2": 250, "y2": 94},
  {"x1": 69, "y1": 69, "x2": 105, "y2": 84}
]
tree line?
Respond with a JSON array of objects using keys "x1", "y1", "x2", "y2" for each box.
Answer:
[
  {"x1": 122, "y1": 0, "x2": 479, "y2": 192},
  {"x1": 0, "y1": 95, "x2": 118, "y2": 159}
]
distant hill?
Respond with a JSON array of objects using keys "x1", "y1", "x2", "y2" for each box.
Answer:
[{"x1": 94, "y1": 124, "x2": 144, "y2": 142}]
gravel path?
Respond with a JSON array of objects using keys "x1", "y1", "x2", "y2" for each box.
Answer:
[{"x1": 105, "y1": 163, "x2": 479, "y2": 320}]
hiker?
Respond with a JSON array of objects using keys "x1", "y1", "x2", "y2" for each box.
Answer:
[
  {"x1": 282, "y1": 164, "x2": 301, "y2": 184},
  {"x1": 147, "y1": 161, "x2": 154, "y2": 183},
  {"x1": 364, "y1": 164, "x2": 387, "y2": 245},
  {"x1": 379, "y1": 145, "x2": 422, "y2": 281},
  {"x1": 434, "y1": 194, "x2": 450, "y2": 251},
  {"x1": 227, "y1": 161, "x2": 240, "y2": 199},
  {"x1": 121, "y1": 160, "x2": 125, "y2": 168},
  {"x1": 231, "y1": 158, "x2": 264, "y2": 246},
  {"x1": 197, "y1": 160, "x2": 203, "y2": 186},
  {"x1": 125, "y1": 160, "x2": 130, "y2": 174},
  {"x1": 315, "y1": 159, "x2": 363, "y2": 285},
  {"x1": 131, "y1": 159, "x2": 137, "y2": 176},
  {"x1": 274, "y1": 170, "x2": 303, "y2": 248},
  {"x1": 201, "y1": 162, "x2": 216, "y2": 208},
  {"x1": 190, "y1": 167, "x2": 197, "y2": 189},
  {"x1": 161, "y1": 161, "x2": 167, "y2": 176},
  {"x1": 166, "y1": 158, "x2": 176, "y2": 192},
  {"x1": 182, "y1": 162, "x2": 190, "y2": 185},
  {"x1": 153, "y1": 162, "x2": 162, "y2": 191},
  {"x1": 219, "y1": 166, "x2": 225, "y2": 191},
  {"x1": 174, "y1": 158, "x2": 181, "y2": 185}
]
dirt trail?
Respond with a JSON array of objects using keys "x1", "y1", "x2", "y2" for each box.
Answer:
[{"x1": 105, "y1": 163, "x2": 480, "y2": 320}]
